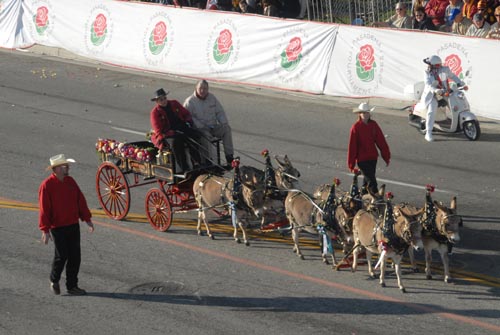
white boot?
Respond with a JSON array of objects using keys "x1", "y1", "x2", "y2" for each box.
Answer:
[
  {"x1": 425, "y1": 101, "x2": 437, "y2": 142},
  {"x1": 425, "y1": 131, "x2": 434, "y2": 142}
]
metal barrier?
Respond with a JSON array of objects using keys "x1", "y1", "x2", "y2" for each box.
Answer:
[{"x1": 306, "y1": 0, "x2": 412, "y2": 26}]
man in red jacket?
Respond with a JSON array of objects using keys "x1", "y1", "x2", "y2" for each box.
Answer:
[
  {"x1": 425, "y1": 0, "x2": 449, "y2": 28},
  {"x1": 39, "y1": 154, "x2": 94, "y2": 295},
  {"x1": 150, "y1": 88, "x2": 202, "y2": 172},
  {"x1": 347, "y1": 103, "x2": 391, "y2": 195}
]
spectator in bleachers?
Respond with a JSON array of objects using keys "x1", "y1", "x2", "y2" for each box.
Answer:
[
  {"x1": 262, "y1": 0, "x2": 280, "y2": 16},
  {"x1": 372, "y1": 2, "x2": 412, "y2": 28},
  {"x1": 486, "y1": 6, "x2": 500, "y2": 38},
  {"x1": 466, "y1": 12, "x2": 491, "y2": 35},
  {"x1": 462, "y1": 0, "x2": 479, "y2": 20},
  {"x1": 477, "y1": 0, "x2": 496, "y2": 24},
  {"x1": 412, "y1": 5, "x2": 438, "y2": 30},
  {"x1": 237, "y1": 0, "x2": 256, "y2": 12},
  {"x1": 425, "y1": 0, "x2": 449, "y2": 28},
  {"x1": 451, "y1": 7, "x2": 473, "y2": 33},
  {"x1": 443, "y1": 0, "x2": 464, "y2": 31}
]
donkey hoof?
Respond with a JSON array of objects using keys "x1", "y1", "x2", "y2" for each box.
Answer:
[
  {"x1": 299, "y1": 255, "x2": 305, "y2": 260},
  {"x1": 197, "y1": 231, "x2": 203, "y2": 236},
  {"x1": 322, "y1": 259, "x2": 329, "y2": 265},
  {"x1": 380, "y1": 282, "x2": 386, "y2": 288},
  {"x1": 426, "y1": 274, "x2": 432, "y2": 280},
  {"x1": 444, "y1": 277, "x2": 451, "y2": 284},
  {"x1": 245, "y1": 241, "x2": 250, "y2": 246},
  {"x1": 210, "y1": 234, "x2": 215, "y2": 240},
  {"x1": 236, "y1": 238, "x2": 241, "y2": 244},
  {"x1": 401, "y1": 287, "x2": 407, "y2": 293}
]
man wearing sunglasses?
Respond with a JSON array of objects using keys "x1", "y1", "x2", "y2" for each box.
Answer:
[{"x1": 372, "y1": 2, "x2": 412, "y2": 28}]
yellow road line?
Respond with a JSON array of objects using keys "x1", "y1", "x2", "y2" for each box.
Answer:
[{"x1": 2, "y1": 198, "x2": 499, "y2": 287}]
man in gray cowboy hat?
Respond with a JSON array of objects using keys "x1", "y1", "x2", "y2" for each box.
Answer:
[
  {"x1": 39, "y1": 154, "x2": 94, "y2": 295},
  {"x1": 347, "y1": 103, "x2": 391, "y2": 194},
  {"x1": 150, "y1": 88, "x2": 202, "y2": 171}
]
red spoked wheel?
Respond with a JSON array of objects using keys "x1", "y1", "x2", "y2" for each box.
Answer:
[
  {"x1": 145, "y1": 188, "x2": 173, "y2": 232},
  {"x1": 96, "y1": 162, "x2": 130, "y2": 220}
]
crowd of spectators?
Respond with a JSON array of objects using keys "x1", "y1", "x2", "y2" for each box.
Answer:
[
  {"x1": 139, "y1": 0, "x2": 305, "y2": 18},
  {"x1": 139, "y1": 0, "x2": 500, "y2": 39},
  {"x1": 368, "y1": 0, "x2": 500, "y2": 39}
]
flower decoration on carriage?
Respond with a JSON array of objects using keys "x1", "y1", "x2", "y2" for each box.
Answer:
[
  {"x1": 96, "y1": 138, "x2": 155, "y2": 162},
  {"x1": 425, "y1": 184, "x2": 435, "y2": 193}
]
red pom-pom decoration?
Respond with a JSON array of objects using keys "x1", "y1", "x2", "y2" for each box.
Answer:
[
  {"x1": 386, "y1": 192, "x2": 394, "y2": 200},
  {"x1": 353, "y1": 168, "x2": 360, "y2": 175},
  {"x1": 425, "y1": 184, "x2": 435, "y2": 193},
  {"x1": 261, "y1": 149, "x2": 269, "y2": 157},
  {"x1": 231, "y1": 159, "x2": 240, "y2": 168},
  {"x1": 333, "y1": 178, "x2": 340, "y2": 186}
]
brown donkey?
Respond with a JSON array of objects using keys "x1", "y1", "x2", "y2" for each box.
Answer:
[
  {"x1": 402, "y1": 185, "x2": 461, "y2": 283},
  {"x1": 193, "y1": 159, "x2": 265, "y2": 246},
  {"x1": 352, "y1": 192, "x2": 424, "y2": 293}
]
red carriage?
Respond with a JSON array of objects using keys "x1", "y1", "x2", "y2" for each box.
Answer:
[{"x1": 95, "y1": 139, "x2": 225, "y2": 232}]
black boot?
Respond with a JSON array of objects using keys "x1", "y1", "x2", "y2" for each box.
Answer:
[{"x1": 225, "y1": 154, "x2": 234, "y2": 170}]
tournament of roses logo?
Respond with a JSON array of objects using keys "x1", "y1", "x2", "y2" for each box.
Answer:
[
  {"x1": 346, "y1": 34, "x2": 383, "y2": 95},
  {"x1": 356, "y1": 44, "x2": 376, "y2": 82},
  {"x1": 436, "y1": 43, "x2": 472, "y2": 83},
  {"x1": 274, "y1": 29, "x2": 309, "y2": 84},
  {"x1": 30, "y1": 1, "x2": 55, "y2": 39},
  {"x1": 91, "y1": 14, "x2": 107, "y2": 46},
  {"x1": 280, "y1": 37, "x2": 303, "y2": 72},
  {"x1": 85, "y1": 6, "x2": 113, "y2": 54},
  {"x1": 206, "y1": 20, "x2": 240, "y2": 73},
  {"x1": 143, "y1": 13, "x2": 174, "y2": 66}
]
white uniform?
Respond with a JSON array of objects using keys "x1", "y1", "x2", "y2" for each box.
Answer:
[{"x1": 417, "y1": 65, "x2": 464, "y2": 140}]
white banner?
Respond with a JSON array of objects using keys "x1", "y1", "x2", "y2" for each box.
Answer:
[
  {"x1": 1, "y1": 0, "x2": 499, "y2": 119},
  {"x1": 324, "y1": 26, "x2": 500, "y2": 119},
  {"x1": 18, "y1": 0, "x2": 337, "y2": 93},
  {"x1": 0, "y1": 0, "x2": 34, "y2": 48}
]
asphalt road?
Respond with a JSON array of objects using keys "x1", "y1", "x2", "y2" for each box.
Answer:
[{"x1": 0, "y1": 49, "x2": 499, "y2": 335}]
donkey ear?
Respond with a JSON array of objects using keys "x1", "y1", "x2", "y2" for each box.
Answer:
[
  {"x1": 433, "y1": 200, "x2": 444, "y2": 211},
  {"x1": 274, "y1": 155, "x2": 284, "y2": 167},
  {"x1": 284, "y1": 155, "x2": 291, "y2": 165},
  {"x1": 450, "y1": 196, "x2": 457, "y2": 210},
  {"x1": 378, "y1": 184, "x2": 386, "y2": 197}
]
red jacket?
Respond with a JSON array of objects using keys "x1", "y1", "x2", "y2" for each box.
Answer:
[
  {"x1": 425, "y1": 0, "x2": 449, "y2": 26},
  {"x1": 150, "y1": 100, "x2": 193, "y2": 150},
  {"x1": 38, "y1": 174, "x2": 92, "y2": 233},
  {"x1": 347, "y1": 119, "x2": 391, "y2": 170}
]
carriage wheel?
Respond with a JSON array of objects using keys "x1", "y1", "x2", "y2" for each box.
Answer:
[
  {"x1": 145, "y1": 188, "x2": 173, "y2": 232},
  {"x1": 96, "y1": 162, "x2": 130, "y2": 220}
]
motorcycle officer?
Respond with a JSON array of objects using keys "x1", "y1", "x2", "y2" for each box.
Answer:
[{"x1": 418, "y1": 55, "x2": 468, "y2": 142}]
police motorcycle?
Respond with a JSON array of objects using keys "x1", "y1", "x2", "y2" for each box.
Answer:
[{"x1": 404, "y1": 63, "x2": 480, "y2": 141}]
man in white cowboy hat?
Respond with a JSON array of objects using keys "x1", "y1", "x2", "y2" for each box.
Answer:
[
  {"x1": 347, "y1": 103, "x2": 391, "y2": 194},
  {"x1": 38, "y1": 154, "x2": 94, "y2": 295}
]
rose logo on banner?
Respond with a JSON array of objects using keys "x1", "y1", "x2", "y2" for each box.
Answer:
[
  {"x1": 85, "y1": 5, "x2": 113, "y2": 55},
  {"x1": 444, "y1": 54, "x2": 463, "y2": 79},
  {"x1": 437, "y1": 43, "x2": 472, "y2": 84},
  {"x1": 356, "y1": 44, "x2": 376, "y2": 82},
  {"x1": 33, "y1": 6, "x2": 49, "y2": 35},
  {"x1": 213, "y1": 29, "x2": 233, "y2": 65},
  {"x1": 90, "y1": 14, "x2": 107, "y2": 47},
  {"x1": 149, "y1": 21, "x2": 168, "y2": 56},
  {"x1": 280, "y1": 37, "x2": 303, "y2": 72}
]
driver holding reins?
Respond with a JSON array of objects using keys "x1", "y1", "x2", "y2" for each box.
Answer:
[{"x1": 418, "y1": 55, "x2": 468, "y2": 142}]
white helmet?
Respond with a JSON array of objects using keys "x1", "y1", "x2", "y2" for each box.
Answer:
[{"x1": 428, "y1": 55, "x2": 442, "y2": 66}]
